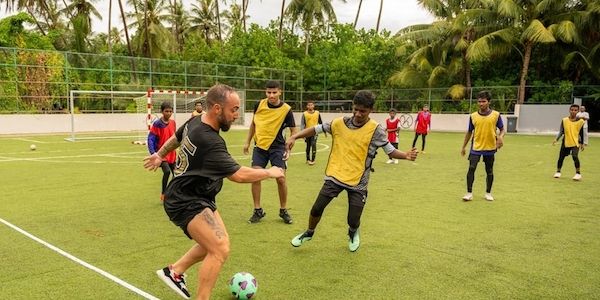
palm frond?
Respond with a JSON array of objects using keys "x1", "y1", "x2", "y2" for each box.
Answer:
[{"x1": 522, "y1": 19, "x2": 556, "y2": 43}]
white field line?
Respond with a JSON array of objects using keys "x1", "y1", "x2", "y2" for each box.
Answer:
[
  {"x1": 13, "y1": 138, "x2": 47, "y2": 143},
  {"x1": 0, "y1": 143, "x2": 330, "y2": 164},
  {"x1": 0, "y1": 217, "x2": 159, "y2": 300}
]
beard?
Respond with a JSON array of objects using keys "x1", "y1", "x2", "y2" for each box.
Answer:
[{"x1": 217, "y1": 113, "x2": 232, "y2": 131}]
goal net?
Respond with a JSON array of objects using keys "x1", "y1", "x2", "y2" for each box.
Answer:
[{"x1": 66, "y1": 89, "x2": 246, "y2": 142}]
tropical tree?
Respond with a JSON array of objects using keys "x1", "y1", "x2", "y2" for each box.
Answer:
[
  {"x1": 466, "y1": 0, "x2": 582, "y2": 103},
  {"x1": 278, "y1": 0, "x2": 286, "y2": 48},
  {"x1": 223, "y1": 2, "x2": 246, "y2": 36},
  {"x1": 190, "y1": 0, "x2": 219, "y2": 45},
  {"x1": 166, "y1": 0, "x2": 190, "y2": 54},
  {"x1": 375, "y1": 0, "x2": 383, "y2": 32},
  {"x1": 353, "y1": 0, "x2": 362, "y2": 29},
  {"x1": 285, "y1": 0, "x2": 340, "y2": 55},
  {"x1": 62, "y1": 0, "x2": 102, "y2": 53},
  {"x1": 127, "y1": 0, "x2": 171, "y2": 58}
]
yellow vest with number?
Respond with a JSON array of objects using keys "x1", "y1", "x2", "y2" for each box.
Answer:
[
  {"x1": 253, "y1": 99, "x2": 291, "y2": 150},
  {"x1": 562, "y1": 117, "x2": 584, "y2": 147},
  {"x1": 303, "y1": 111, "x2": 320, "y2": 128},
  {"x1": 325, "y1": 117, "x2": 378, "y2": 186}
]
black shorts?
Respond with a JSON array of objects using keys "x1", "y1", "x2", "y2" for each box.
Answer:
[
  {"x1": 560, "y1": 146, "x2": 579, "y2": 157},
  {"x1": 320, "y1": 180, "x2": 368, "y2": 208},
  {"x1": 251, "y1": 146, "x2": 287, "y2": 169},
  {"x1": 164, "y1": 181, "x2": 217, "y2": 239}
]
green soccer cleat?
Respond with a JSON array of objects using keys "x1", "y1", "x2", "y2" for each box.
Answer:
[
  {"x1": 348, "y1": 229, "x2": 360, "y2": 252},
  {"x1": 291, "y1": 231, "x2": 313, "y2": 247}
]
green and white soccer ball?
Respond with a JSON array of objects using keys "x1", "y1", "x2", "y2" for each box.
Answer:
[{"x1": 228, "y1": 272, "x2": 257, "y2": 299}]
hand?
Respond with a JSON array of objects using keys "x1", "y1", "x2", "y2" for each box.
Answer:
[
  {"x1": 496, "y1": 137, "x2": 504, "y2": 149},
  {"x1": 580, "y1": 144, "x2": 585, "y2": 151},
  {"x1": 406, "y1": 147, "x2": 418, "y2": 161},
  {"x1": 267, "y1": 166, "x2": 285, "y2": 179},
  {"x1": 143, "y1": 153, "x2": 163, "y2": 171},
  {"x1": 460, "y1": 148, "x2": 466, "y2": 157},
  {"x1": 243, "y1": 142, "x2": 250, "y2": 155},
  {"x1": 552, "y1": 140, "x2": 557, "y2": 146},
  {"x1": 283, "y1": 137, "x2": 296, "y2": 161}
]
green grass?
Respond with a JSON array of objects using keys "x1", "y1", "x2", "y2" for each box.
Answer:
[{"x1": 1, "y1": 131, "x2": 599, "y2": 299}]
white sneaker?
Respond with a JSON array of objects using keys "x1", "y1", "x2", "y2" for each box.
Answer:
[
  {"x1": 484, "y1": 193, "x2": 494, "y2": 201},
  {"x1": 553, "y1": 172, "x2": 561, "y2": 178},
  {"x1": 572, "y1": 173, "x2": 582, "y2": 181},
  {"x1": 386, "y1": 159, "x2": 393, "y2": 164},
  {"x1": 462, "y1": 193, "x2": 473, "y2": 201},
  {"x1": 394, "y1": 159, "x2": 399, "y2": 164}
]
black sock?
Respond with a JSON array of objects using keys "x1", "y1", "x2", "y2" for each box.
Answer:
[
  {"x1": 279, "y1": 208, "x2": 287, "y2": 214},
  {"x1": 348, "y1": 227, "x2": 358, "y2": 238}
]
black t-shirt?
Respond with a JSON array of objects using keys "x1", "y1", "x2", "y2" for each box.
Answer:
[
  {"x1": 165, "y1": 117, "x2": 241, "y2": 205},
  {"x1": 253, "y1": 100, "x2": 296, "y2": 149}
]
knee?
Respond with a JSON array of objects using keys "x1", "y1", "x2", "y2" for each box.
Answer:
[
  {"x1": 276, "y1": 176, "x2": 286, "y2": 185},
  {"x1": 310, "y1": 206, "x2": 324, "y2": 218},
  {"x1": 211, "y1": 239, "x2": 230, "y2": 264}
]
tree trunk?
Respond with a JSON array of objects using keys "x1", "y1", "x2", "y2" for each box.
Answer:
[
  {"x1": 118, "y1": 0, "x2": 137, "y2": 80},
  {"x1": 242, "y1": 0, "x2": 248, "y2": 32},
  {"x1": 376, "y1": 0, "x2": 383, "y2": 32},
  {"x1": 518, "y1": 41, "x2": 533, "y2": 104},
  {"x1": 353, "y1": 0, "x2": 362, "y2": 29},
  {"x1": 462, "y1": 49, "x2": 471, "y2": 93},
  {"x1": 304, "y1": 29, "x2": 310, "y2": 56},
  {"x1": 108, "y1": 0, "x2": 112, "y2": 52},
  {"x1": 26, "y1": 7, "x2": 47, "y2": 36},
  {"x1": 216, "y1": 0, "x2": 222, "y2": 42},
  {"x1": 278, "y1": 0, "x2": 286, "y2": 48}
]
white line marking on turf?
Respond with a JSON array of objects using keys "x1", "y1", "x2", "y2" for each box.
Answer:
[
  {"x1": 13, "y1": 138, "x2": 47, "y2": 143},
  {"x1": 0, "y1": 217, "x2": 160, "y2": 300}
]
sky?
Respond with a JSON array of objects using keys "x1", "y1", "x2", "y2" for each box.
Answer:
[{"x1": 1, "y1": 0, "x2": 434, "y2": 35}]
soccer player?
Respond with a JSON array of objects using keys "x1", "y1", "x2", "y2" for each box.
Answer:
[
  {"x1": 285, "y1": 90, "x2": 418, "y2": 252},
  {"x1": 191, "y1": 100, "x2": 204, "y2": 118},
  {"x1": 301, "y1": 100, "x2": 325, "y2": 165},
  {"x1": 413, "y1": 104, "x2": 431, "y2": 152},
  {"x1": 144, "y1": 84, "x2": 284, "y2": 300},
  {"x1": 243, "y1": 80, "x2": 297, "y2": 224},
  {"x1": 385, "y1": 108, "x2": 400, "y2": 164},
  {"x1": 576, "y1": 105, "x2": 589, "y2": 146},
  {"x1": 553, "y1": 104, "x2": 586, "y2": 181},
  {"x1": 148, "y1": 102, "x2": 176, "y2": 201},
  {"x1": 460, "y1": 91, "x2": 505, "y2": 202}
]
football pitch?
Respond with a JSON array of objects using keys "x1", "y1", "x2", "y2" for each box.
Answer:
[{"x1": 1, "y1": 131, "x2": 599, "y2": 299}]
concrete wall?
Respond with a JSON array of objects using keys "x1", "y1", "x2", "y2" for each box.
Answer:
[
  {"x1": 0, "y1": 112, "x2": 521, "y2": 135},
  {"x1": 515, "y1": 104, "x2": 570, "y2": 133}
]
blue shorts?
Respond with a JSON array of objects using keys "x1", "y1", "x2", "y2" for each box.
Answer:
[{"x1": 252, "y1": 146, "x2": 287, "y2": 169}]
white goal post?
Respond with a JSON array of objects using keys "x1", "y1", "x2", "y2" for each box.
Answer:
[{"x1": 65, "y1": 88, "x2": 245, "y2": 142}]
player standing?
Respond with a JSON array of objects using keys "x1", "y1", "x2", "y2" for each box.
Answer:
[
  {"x1": 553, "y1": 104, "x2": 586, "y2": 180},
  {"x1": 148, "y1": 102, "x2": 176, "y2": 201},
  {"x1": 301, "y1": 100, "x2": 325, "y2": 165},
  {"x1": 385, "y1": 108, "x2": 400, "y2": 164},
  {"x1": 413, "y1": 104, "x2": 431, "y2": 153}
]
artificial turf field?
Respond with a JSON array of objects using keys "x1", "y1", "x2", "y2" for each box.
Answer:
[{"x1": 1, "y1": 130, "x2": 599, "y2": 299}]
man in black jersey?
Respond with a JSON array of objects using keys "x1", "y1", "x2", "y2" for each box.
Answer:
[{"x1": 144, "y1": 84, "x2": 284, "y2": 300}]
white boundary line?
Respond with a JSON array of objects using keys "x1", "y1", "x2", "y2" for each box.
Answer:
[
  {"x1": 13, "y1": 138, "x2": 47, "y2": 144},
  {"x1": 0, "y1": 217, "x2": 159, "y2": 300}
]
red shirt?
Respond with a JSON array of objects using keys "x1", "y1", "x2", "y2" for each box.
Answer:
[
  {"x1": 415, "y1": 111, "x2": 431, "y2": 134},
  {"x1": 386, "y1": 117, "x2": 400, "y2": 143},
  {"x1": 148, "y1": 119, "x2": 177, "y2": 164}
]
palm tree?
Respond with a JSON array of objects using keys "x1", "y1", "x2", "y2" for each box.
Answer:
[
  {"x1": 466, "y1": 0, "x2": 581, "y2": 104},
  {"x1": 190, "y1": 0, "x2": 219, "y2": 45},
  {"x1": 353, "y1": 0, "x2": 362, "y2": 29},
  {"x1": 166, "y1": 0, "x2": 190, "y2": 53},
  {"x1": 117, "y1": 0, "x2": 135, "y2": 57},
  {"x1": 375, "y1": 0, "x2": 383, "y2": 32},
  {"x1": 127, "y1": 0, "x2": 171, "y2": 58},
  {"x1": 62, "y1": 0, "x2": 102, "y2": 53},
  {"x1": 223, "y1": 2, "x2": 246, "y2": 34},
  {"x1": 278, "y1": 0, "x2": 286, "y2": 48},
  {"x1": 286, "y1": 0, "x2": 341, "y2": 55}
]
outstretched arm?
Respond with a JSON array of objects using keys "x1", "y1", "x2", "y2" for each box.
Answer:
[
  {"x1": 228, "y1": 166, "x2": 285, "y2": 183},
  {"x1": 283, "y1": 127, "x2": 317, "y2": 160},
  {"x1": 388, "y1": 148, "x2": 418, "y2": 161},
  {"x1": 143, "y1": 136, "x2": 180, "y2": 171}
]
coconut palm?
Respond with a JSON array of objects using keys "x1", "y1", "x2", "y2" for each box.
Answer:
[
  {"x1": 223, "y1": 2, "x2": 247, "y2": 34},
  {"x1": 466, "y1": 0, "x2": 582, "y2": 103},
  {"x1": 286, "y1": 0, "x2": 341, "y2": 55},
  {"x1": 62, "y1": 0, "x2": 102, "y2": 52},
  {"x1": 190, "y1": 0, "x2": 219, "y2": 45},
  {"x1": 353, "y1": 0, "x2": 362, "y2": 29},
  {"x1": 127, "y1": 0, "x2": 171, "y2": 58},
  {"x1": 375, "y1": 0, "x2": 383, "y2": 32}
]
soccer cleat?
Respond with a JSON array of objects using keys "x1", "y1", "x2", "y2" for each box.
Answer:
[
  {"x1": 279, "y1": 209, "x2": 293, "y2": 224},
  {"x1": 462, "y1": 193, "x2": 473, "y2": 201},
  {"x1": 484, "y1": 193, "x2": 494, "y2": 201},
  {"x1": 553, "y1": 172, "x2": 561, "y2": 178},
  {"x1": 308, "y1": 161, "x2": 315, "y2": 165},
  {"x1": 248, "y1": 209, "x2": 265, "y2": 223},
  {"x1": 572, "y1": 173, "x2": 582, "y2": 181},
  {"x1": 386, "y1": 159, "x2": 393, "y2": 164},
  {"x1": 156, "y1": 266, "x2": 190, "y2": 299},
  {"x1": 291, "y1": 231, "x2": 313, "y2": 247},
  {"x1": 348, "y1": 229, "x2": 360, "y2": 252}
]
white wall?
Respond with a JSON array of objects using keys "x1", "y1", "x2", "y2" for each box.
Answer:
[{"x1": 1, "y1": 112, "x2": 511, "y2": 135}]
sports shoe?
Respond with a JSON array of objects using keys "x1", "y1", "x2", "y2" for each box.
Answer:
[
  {"x1": 394, "y1": 159, "x2": 399, "y2": 164},
  {"x1": 308, "y1": 161, "x2": 315, "y2": 166},
  {"x1": 462, "y1": 193, "x2": 473, "y2": 201},
  {"x1": 156, "y1": 266, "x2": 190, "y2": 299},
  {"x1": 348, "y1": 229, "x2": 360, "y2": 252},
  {"x1": 291, "y1": 231, "x2": 313, "y2": 247},
  {"x1": 386, "y1": 159, "x2": 393, "y2": 164},
  {"x1": 553, "y1": 172, "x2": 561, "y2": 178},
  {"x1": 279, "y1": 209, "x2": 293, "y2": 224},
  {"x1": 572, "y1": 173, "x2": 582, "y2": 181},
  {"x1": 248, "y1": 209, "x2": 265, "y2": 223},
  {"x1": 484, "y1": 193, "x2": 494, "y2": 201}
]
